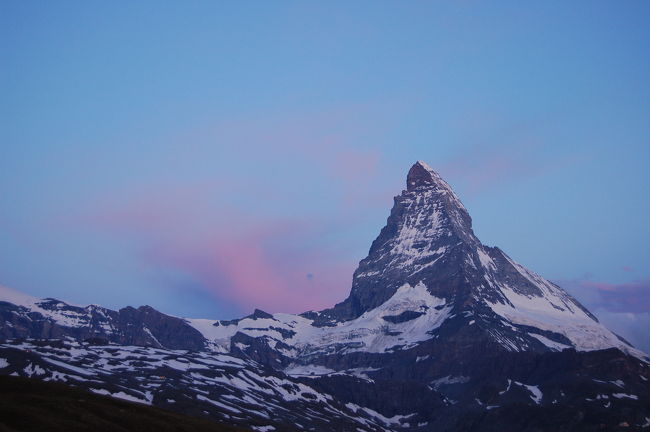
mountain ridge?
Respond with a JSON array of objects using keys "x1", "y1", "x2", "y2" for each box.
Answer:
[{"x1": 1, "y1": 161, "x2": 649, "y2": 431}]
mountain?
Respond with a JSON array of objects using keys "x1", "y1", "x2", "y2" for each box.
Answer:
[{"x1": 1, "y1": 161, "x2": 649, "y2": 431}]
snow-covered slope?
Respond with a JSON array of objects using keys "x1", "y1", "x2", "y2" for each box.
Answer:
[
  {"x1": 485, "y1": 257, "x2": 639, "y2": 354},
  {"x1": 0, "y1": 338, "x2": 410, "y2": 432},
  {"x1": 187, "y1": 282, "x2": 451, "y2": 358},
  {"x1": 187, "y1": 161, "x2": 644, "y2": 360}
]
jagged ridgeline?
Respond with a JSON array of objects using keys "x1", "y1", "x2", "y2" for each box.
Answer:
[{"x1": 1, "y1": 161, "x2": 649, "y2": 432}]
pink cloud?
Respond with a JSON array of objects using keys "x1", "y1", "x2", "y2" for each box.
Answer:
[
  {"x1": 149, "y1": 224, "x2": 354, "y2": 313},
  {"x1": 559, "y1": 277, "x2": 650, "y2": 314},
  {"x1": 434, "y1": 109, "x2": 586, "y2": 198},
  {"x1": 69, "y1": 105, "x2": 405, "y2": 314},
  {"x1": 81, "y1": 185, "x2": 358, "y2": 314},
  {"x1": 582, "y1": 279, "x2": 650, "y2": 313},
  {"x1": 439, "y1": 138, "x2": 550, "y2": 196}
]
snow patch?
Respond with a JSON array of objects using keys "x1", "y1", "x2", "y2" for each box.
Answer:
[
  {"x1": 91, "y1": 388, "x2": 152, "y2": 405},
  {"x1": 528, "y1": 333, "x2": 571, "y2": 351},
  {"x1": 24, "y1": 363, "x2": 45, "y2": 377},
  {"x1": 284, "y1": 364, "x2": 335, "y2": 377},
  {"x1": 612, "y1": 393, "x2": 638, "y2": 400},
  {"x1": 292, "y1": 282, "x2": 450, "y2": 355},
  {"x1": 487, "y1": 262, "x2": 645, "y2": 358},
  {"x1": 430, "y1": 375, "x2": 470, "y2": 390}
]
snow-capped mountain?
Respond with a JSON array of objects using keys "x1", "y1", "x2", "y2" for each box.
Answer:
[
  {"x1": 187, "y1": 161, "x2": 643, "y2": 361},
  {"x1": 1, "y1": 161, "x2": 649, "y2": 431}
]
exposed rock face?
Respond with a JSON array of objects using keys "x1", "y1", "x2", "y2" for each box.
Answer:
[
  {"x1": 314, "y1": 161, "x2": 621, "y2": 358},
  {"x1": 0, "y1": 297, "x2": 205, "y2": 351},
  {"x1": 324, "y1": 161, "x2": 476, "y2": 321},
  {"x1": 1, "y1": 161, "x2": 649, "y2": 431}
]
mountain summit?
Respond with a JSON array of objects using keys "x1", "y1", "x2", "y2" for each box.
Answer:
[
  {"x1": 407, "y1": 161, "x2": 450, "y2": 189},
  {"x1": 318, "y1": 162, "x2": 633, "y2": 358},
  {"x1": 324, "y1": 160, "x2": 476, "y2": 320},
  {"x1": 1, "y1": 161, "x2": 648, "y2": 431}
]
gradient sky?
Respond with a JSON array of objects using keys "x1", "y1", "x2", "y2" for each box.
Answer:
[{"x1": 1, "y1": 2, "x2": 649, "y2": 350}]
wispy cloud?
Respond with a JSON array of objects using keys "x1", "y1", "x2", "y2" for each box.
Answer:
[
  {"x1": 436, "y1": 111, "x2": 584, "y2": 197},
  {"x1": 558, "y1": 277, "x2": 650, "y2": 314},
  {"x1": 87, "y1": 194, "x2": 356, "y2": 314},
  {"x1": 439, "y1": 136, "x2": 553, "y2": 196},
  {"x1": 581, "y1": 278, "x2": 650, "y2": 314},
  {"x1": 77, "y1": 106, "x2": 398, "y2": 314}
]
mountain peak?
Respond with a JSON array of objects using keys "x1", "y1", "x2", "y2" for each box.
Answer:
[
  {"x1": 407, "y1": 160, "x2": 441, "y2": 191},
  {"x1": 405, "y1": 161, "x2": 470, "y2": 229}
]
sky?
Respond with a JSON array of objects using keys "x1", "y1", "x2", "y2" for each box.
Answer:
[{"x1": 1, "y1": 2, "x2": 649, "y2": 351}]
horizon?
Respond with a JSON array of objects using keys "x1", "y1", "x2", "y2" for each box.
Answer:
[{"x1": 2, "y1": 2, "x2": 649, "y2": 354}]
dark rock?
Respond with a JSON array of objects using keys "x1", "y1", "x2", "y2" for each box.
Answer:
[{"x1": 382, "y1": 310, "x2": 425, "y2": 323}]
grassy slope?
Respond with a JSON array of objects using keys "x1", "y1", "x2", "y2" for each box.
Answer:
[{"x1": 0, "y1": 375, "x2": 250, "y2": 432}]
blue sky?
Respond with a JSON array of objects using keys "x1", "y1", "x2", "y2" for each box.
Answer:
[{"x1": 1, "y1": 2, "x2": 649, "y2": 350}]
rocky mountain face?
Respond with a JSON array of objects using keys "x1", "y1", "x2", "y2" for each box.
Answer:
[
  {"x1": 1, "y1": 161, "x2": 649, "y2": 431},
  {"x1": 0, "y1": 294, "x2": 206, "y2": 350}
]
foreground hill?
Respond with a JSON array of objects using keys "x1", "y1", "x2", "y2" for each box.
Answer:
[{"x1": 0, "y1": 375, "x2": 248, "y2": 432}]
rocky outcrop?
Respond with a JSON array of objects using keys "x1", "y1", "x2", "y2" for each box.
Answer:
[{"x1": 0, "y1": 299, "x2": 205, "y2": 351}]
